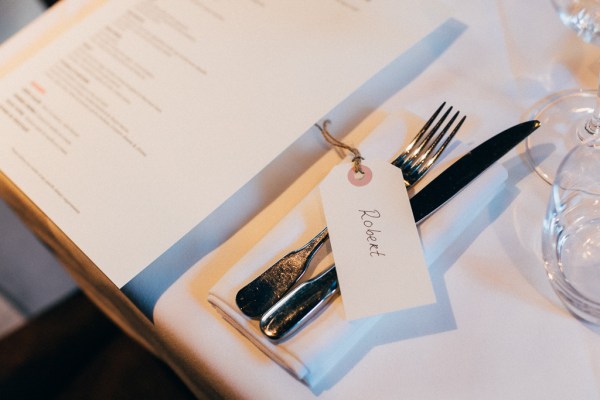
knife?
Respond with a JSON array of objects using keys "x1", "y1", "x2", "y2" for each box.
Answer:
[{"x1": 260, "y1": 120, "x2": 540, "y2": 340}]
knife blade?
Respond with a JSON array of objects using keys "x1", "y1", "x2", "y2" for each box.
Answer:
[
  {"x1": 409, "y1": 119, "x2": 540, "y2": 222},
  {"x1": 260, "y1": 120, "x2": 540, "y2": 340}
]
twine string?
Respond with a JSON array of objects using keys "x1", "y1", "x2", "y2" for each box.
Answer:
[{"x1": 316, "y1": 120, "x2": 364, "y2": 174}]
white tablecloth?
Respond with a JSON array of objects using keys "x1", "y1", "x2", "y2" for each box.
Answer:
[
  {"x1": 5, "y1": 0, "x2": 600, "y2": 398},
  {"x1": 152, "y1": 1, "x2": 600, "y2": 398}
]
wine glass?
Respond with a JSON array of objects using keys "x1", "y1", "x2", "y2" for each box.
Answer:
[
  {"x1": 525, "y1": 0, "x2": 600, "y2": 184},
  {"x1": 543, "y1": 138, "x2": 600, "y2": 324}
]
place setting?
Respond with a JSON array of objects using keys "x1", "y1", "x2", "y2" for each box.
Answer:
[
  {"x1": 207, "y1": 0, "x2": 600, "y2": 383},
  {"x1": 208, "y1": 100, "x2": 540, "y2": 387},
  {"x1": 5, "y1": 0, "x2": 600, "y2": 398}
]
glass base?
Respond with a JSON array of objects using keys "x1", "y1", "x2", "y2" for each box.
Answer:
[
  {"x1": 549, "y1": 275, "x2": 600, "y2": 325},
  {"x1": 525, "y1": 89, "x2": 597, "y2": 184}
]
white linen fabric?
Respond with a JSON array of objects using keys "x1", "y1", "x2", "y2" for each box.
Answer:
[{"x1": 208, "y1": 117, "x2": 508, "y2": 387}]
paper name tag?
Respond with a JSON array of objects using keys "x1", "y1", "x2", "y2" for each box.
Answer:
[{"x1": 319, "y1": 159, "x2": 435, "y2": 320}]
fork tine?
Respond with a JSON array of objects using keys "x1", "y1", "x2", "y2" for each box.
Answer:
[
  {"x1": 391, "y1": 102, "x2": 464, "y2": 187},
  {"x1": 425, "y1": 114, "x2": 466, "y2": 167},
  {"x1": 414, "y1": 110, "x2": 460, "y2": 164},
  {"x1": 392, "y1": 102, "x2": 446, "y2": 167},
  {"x1": 402, "y1": 106, "x2": 453, "y2": 170},
  {"x1": 407, "y1": 113, "x2": 466, "y2": 185}
]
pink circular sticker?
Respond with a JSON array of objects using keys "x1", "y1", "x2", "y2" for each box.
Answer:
[{"x1": 347, "y1": 165, "x2": 372, "y2": 187}]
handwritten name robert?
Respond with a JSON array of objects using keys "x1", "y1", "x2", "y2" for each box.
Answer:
[{"x1": 359, "y1": 209, "x2": 386, "y2": 257}]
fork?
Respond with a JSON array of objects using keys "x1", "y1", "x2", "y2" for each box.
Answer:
[{"x1": 236, "y1": 103, "x2": 465, "y2": 319}]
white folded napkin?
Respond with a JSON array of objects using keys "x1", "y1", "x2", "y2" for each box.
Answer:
[{"x1": 208, "y1": 115, "x2": 508, "y2": 387}]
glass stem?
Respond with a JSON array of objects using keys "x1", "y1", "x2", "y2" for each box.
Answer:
[{"x1": 585, "y1": 71, "x2": 600, "y2": 136}]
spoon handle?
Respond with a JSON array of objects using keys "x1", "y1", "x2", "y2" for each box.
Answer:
[{"x1": 235, "y1": 228, "x2": 329, "y2": 318}]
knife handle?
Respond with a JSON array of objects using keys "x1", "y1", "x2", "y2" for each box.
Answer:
[
  {"x1": 236, "y1": 227, "x2": 329, "y2": 318},
  {"x1": 260, "y1": 265, "x2": 339, "y2": 341}
]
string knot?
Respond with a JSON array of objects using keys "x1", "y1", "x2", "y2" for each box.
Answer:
[{"x1": 316, "y1": 120, "x2": 364, "y2": 174}]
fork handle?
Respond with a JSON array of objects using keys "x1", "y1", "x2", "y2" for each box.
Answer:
[
  {"x1": 260, "y1": 265, "x2": 339, "y2": 341},
  {"x1": 236, "y1": 227, "x2": 329, "y2": 318}
]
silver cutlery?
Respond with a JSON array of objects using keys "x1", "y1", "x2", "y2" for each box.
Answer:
[
  {"x1": 260, "y1": 120, "x2": 541, "y2": 340},
  {"x1": 236, "y1": 103, "x2": 465, "y2": 318}
]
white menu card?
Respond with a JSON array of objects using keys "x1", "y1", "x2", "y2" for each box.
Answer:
[{"x1": 0, "y1": 0, "x2": 448, "y2": 288}]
